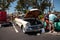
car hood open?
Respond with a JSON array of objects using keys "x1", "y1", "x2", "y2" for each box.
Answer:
[{"x1": 24, "y1": 9, "x2": 40, "y2": 18}]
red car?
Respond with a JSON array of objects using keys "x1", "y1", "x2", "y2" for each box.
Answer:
[
  {"x1": 0, "y1": 11, "x2": 12, "y2": 27},
  {"x1": 0, "y1": 11, "x2": 7, "y2": 24}
]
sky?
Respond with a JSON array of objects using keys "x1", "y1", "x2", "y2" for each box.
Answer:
[
  {"x1": 7, "y1": 0, "x2": 18, "y2": 14},
  {"x1": 7, "y1": 0, "x2": 60, "y2": 13},
  {"x1": 54, "y1": 0, "x2": 60, "y2": 11}
]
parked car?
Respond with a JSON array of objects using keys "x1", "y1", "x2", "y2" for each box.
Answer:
[
  {"x1": 0, "y1": 11, "x2": 12, "y2": 27},
  {"x1": 15, "y1": 18, "x2": 43, "y2": 33},
  {"x1": 15, "y1": 8, "x2": 43, "y2": 33}
]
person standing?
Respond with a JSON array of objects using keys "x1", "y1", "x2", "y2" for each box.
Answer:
[
  {"x1": 49, "y1": 11, "x2": 57, "y2": 33},
  {"x1": 44, "y1": 11, "x2": 50, "y2": 31}
]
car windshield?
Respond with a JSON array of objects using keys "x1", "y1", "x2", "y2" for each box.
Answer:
[{"x1": 24, "y1": 18, "x2": 42, "y2": 25}]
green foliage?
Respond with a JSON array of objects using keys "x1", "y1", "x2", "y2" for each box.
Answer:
[
  {"x1": 15, "y1": 0, "x2": 51, "y2": 14},
  {"x1": 0, "y1": 0, "x2": 16, "y2": 11},
  {"x1": 38, "y1": 15, "x2": 44, "y2": 19}
]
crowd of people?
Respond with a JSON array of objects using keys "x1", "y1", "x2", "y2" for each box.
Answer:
[{"x1": 41, "y1": 11, "x2": 59, "y2": 34}]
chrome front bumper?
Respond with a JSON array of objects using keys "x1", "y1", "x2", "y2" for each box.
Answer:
[{"x1": 25, "y1": 28, "x2": 41, "y2": 32}]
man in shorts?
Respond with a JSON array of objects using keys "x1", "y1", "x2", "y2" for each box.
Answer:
[{"x1": 49, "y1": 11, "x2": 57, "y2": 33}]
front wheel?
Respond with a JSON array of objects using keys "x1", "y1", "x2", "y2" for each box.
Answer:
[
  {"x1": 21, "y1": 25, "x2": 26, "y2": 34},
  {"x1": 21, "y1": 25, "x2": 23, "y2": 29},
  {"x1": 22, "y1": 27, "x2": 26, "y2": 34}
]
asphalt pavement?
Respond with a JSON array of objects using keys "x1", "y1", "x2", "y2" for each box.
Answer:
[{"x1": 0, "y1": 23, "x2": 60, "y2": 40}]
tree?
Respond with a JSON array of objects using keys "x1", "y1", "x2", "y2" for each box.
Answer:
[
  {"x1": 40, "y1": 0, "x2": 51, "y2": 12},
  {"x1": 0, "y1": 0, "x2": 16, "y2": 11},
  {"x1": 15, "y1": 0, "x2": 51, "y2": 13},
  {"x1": 15, "y1": 0, "x2": 28, "y2": 11}
]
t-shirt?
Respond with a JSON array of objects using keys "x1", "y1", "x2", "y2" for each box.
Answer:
[{"x1": 49, "y1": 14, "x2": 57, "y2": 22}]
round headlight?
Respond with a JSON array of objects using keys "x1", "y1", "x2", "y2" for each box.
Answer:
[{"x1": 26, "y1": 23, "x2": 30, "y2": 26}]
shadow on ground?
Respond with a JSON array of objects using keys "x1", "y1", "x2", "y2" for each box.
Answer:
[
  {"x1": 1, "y1": 22, "x2": 13, "y2": 27},
  {"x1": 25, "y1": 31, "x2": 41, "y2": 36},
  {"x1": 55, "y1": 30, "x2": 60, "y2": 32}
]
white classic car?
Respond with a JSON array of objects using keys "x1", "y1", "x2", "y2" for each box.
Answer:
[
  {"x1": 15, "y1": 8, "x2": 43, "y2": 33},
  {"x1": 15, "y1": 18, "x2": 43, "y2": 33}
]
